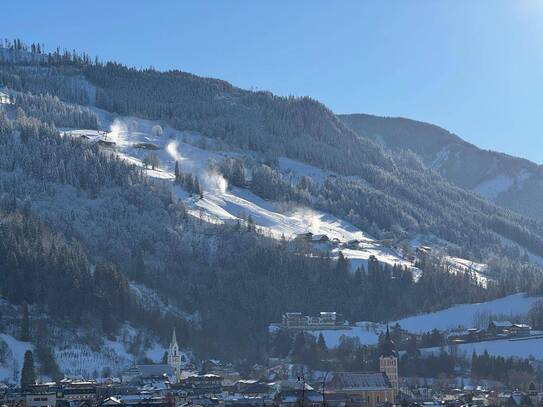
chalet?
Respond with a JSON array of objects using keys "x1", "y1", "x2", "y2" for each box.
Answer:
[
  {"x1": 97, "y1": 139, "x2": 117, "y2": 148},
  {"x1": 0, "y1": 91, "x2": 11, "y2": 104},
  {"x1": 133, "y1": 142, "x2": 160, "y2": 150},
  {"x1": 345, "y1": 240, "x2": 361, "y2": 249},
  {"x1": 327, "y1": 372, "x2": 395, "y2": 407},
  {"x1": 510, "y1": 323, "x2": 531, "y2": 337},
  {"x1": 295, "y1": 232, "x2": 314, "y2": 241},
  {"x1": 487, "y1": 321, "x2": 513, "y2": 336},
  {"x1": 311, "y1": 234, "x2": 329, "y2": 243}
]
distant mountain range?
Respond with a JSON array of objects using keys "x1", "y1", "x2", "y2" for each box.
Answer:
[{"x1": 341, "y1": 114, "x2": 543, "y2": 221}]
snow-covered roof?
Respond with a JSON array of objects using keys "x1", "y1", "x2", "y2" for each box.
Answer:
[{"x1": 491, "y1": 321, "x2": 513, "y2": 328}]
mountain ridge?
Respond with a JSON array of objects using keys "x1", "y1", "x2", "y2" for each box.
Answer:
[{"x1": 340, "y1": 113, "x2": 543, "y2": 220}]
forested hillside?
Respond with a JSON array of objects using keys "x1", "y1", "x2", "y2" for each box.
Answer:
[
  {"x1": 341, "y1": 113, "x2": 543, "y2": 222},
  {"x1": 1, "y1": 40, "x2": 543, "y2": 372}
]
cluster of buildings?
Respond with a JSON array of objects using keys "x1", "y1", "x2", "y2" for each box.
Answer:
[
  {"x1": 0, "y1": 329, "x2": 401, "y2": 407},
  {"x1": 4, "y1": 327, "x2": 543, "y2": 407},
  {"x1": 276, "y1": 312, "x2": 346, "y2": 330},
  {"x1": 449, "y1": 321, "x2": 533, "y2": 344}
]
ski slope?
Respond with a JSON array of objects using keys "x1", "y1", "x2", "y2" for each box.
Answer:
[{"x1": 63, "y1": 110, "x2": 417, "y2": 272}]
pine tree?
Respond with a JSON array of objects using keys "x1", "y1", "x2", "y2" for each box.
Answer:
[
  {"x1": 21, "y1": 350, "x2": 36, "y2": 390},
  {"x1": 161, "y1": 351, "x2": 168, "y2": 364},
  {"x1": 20, "y1": 303, "x2": 30, "y2": 342},
  {"x1": 317, "y1": 333, "x2": 328, "y2": 358}
]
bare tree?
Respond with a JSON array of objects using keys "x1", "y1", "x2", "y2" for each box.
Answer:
[{"x1": 143, "y1": 153, "x2": 160, "y2": 170}]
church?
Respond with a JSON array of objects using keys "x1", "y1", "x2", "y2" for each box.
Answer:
[
  {"x1": 168, "y1": 328, "x2": 186, "y2": 383},
  {"x1": 327, "y1": 326, "x2": 399, "y2": 407}
]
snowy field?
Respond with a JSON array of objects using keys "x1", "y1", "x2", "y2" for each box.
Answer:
[
  {"x1": 390, "y1": 293, "x2": 541, "y2": 333},
  {"x1": 308, "y1": 323, "x2": 380, "y2": 348},
  {"x1": 422, "y1": 336, "x2": 543, "y2": 360},
  {"x1": 308, "y1": 293, "x2": 541, "y2": 348},
  {"x1": 0, "y1": 324, "x2": 171, "y2": 383}
]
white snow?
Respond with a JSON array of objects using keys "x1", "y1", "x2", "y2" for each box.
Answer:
[
  {"x1": 308, "y1": 323, "x2": 380, "y2": 348},
  {"x1": 390, "y1": 293, "x2": 541, "y2": 333},
  {"x1": 0, "y1": 334, "x2": 33, "y2": 383},
  {"x1": 474, "y1": 171, "x2": 531, "y2": 200},
  {"x1": 312, "y1": 293, "x2": 542, "y2": 348},
  {"x1": 279, "y1": 157, "x2": 330, "y2": 184},
  {"x1": 444, "y1": 256, "x2": 494, "y2": 288},
  {"x1": 422, "y1": 336, "x2": 543, "y2": 360},
  {"x1": 474, "y1": 176, "x2": 515, "y2": 200},
  {"x1": 63, "y1": 112, "x2": 417, "y2": 272}
]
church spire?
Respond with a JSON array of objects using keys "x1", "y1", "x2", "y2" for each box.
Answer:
[
  {"x1": 171, "y1": 328, "x2": 177, "y2": 347},
  {"x1": 380, "y1": 324, "x2": 397, "y2": 357}
]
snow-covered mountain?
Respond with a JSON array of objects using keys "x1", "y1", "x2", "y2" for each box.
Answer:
[
  {"x1": 63, "y1": 109, "x2": 417, "y2": 274},
  {"x1": 341, "y1": 113, "x2": 543, "y2": 221},
  {"x1": 2, "y1": 43, "x2": 543, "y2": 376}
]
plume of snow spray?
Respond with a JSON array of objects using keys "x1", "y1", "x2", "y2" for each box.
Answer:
[
  {"x1": 108, "y1": 118, "x2": 128, "y2": 144},
  {"x1": 202, "y1": 169, "x2": 228, "y2": 194},
  {"x1": 293, "y1": 208, "x2": 322, "y2": 233}
]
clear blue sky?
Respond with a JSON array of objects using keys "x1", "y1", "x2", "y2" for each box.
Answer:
[{"x1": 3, "y1": 0, "x2": 543, "y2": 163}]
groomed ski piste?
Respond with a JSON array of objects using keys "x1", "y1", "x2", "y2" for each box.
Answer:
[{"x1": 63, "y1": 108, "x2": 418, "y2": 274}]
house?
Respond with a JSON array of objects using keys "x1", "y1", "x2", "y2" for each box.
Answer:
[
  {"x1": 311, "y1": 234, "x2": 329, "y2": 243},
  {"x1": 273, "y1": 389, "x2": 323, "y2": 407},
  {"x1": 488, "y1": 321, "x2": 513, "y2": 336},
  {"x1": 22, "y1": 391, "x2": 57, "y2": 407},
  {"x1": 177, "y1": 374, "x2": 223, "y2": 397},
  {"x1": 99, "y1": 394, "x2": 171, "y2": 407},
  {"x1": 0, "y1": 91, "x2": 11, "y2": 104},
  {"x1": 510, "y1": 324, "x2": 531, "y2": 337},
  {"x1": 56, "y1": 380, "x2": 97, "y2": 403},
  {"x1": 121, "y1": 365, "x2": 175, "y2": 384},
  {"x1": 295, "y1": 232, "x2": 314, "y2": 241},
  {"x1": 498, "y1": 392, "x2": 533, "y2": 407},
  {"x1": 327, "y1": 372, "x2": 395, "y2": 407}
]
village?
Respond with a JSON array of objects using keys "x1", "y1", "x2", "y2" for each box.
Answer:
[{"x1": 3, "y1": 318, "x2": 543, "y2": 407}]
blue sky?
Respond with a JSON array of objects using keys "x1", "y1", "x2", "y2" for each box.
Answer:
[{"x1": 3, "y1": 0, "x2": 543, "y2": 163}]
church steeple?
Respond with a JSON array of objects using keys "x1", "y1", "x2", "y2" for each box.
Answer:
[
  {"x1": 168, "y1": 328, "x2": 181, "y2": 383},
  {"x1": 380, "y1": 324, "x2": 397, "y2": 358},
  {"x1": 379, "y1": 324, "x2": 399, "y2": 398},
  {"x1": 171, "y1": 328, "x2": 177, "y2": 348}
]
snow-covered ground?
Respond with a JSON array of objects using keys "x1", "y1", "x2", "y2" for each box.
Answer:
[
  {"x1": 422, "y1": 336, "x2": 543, "y2": 360},
  {"x1": 307, "y1": 293, "x2": 541, "y2": 349},
  {"x1": 444, "y1": 256, "x2": 494, "y2": 288},
  {"x1": 0, "y1": 321, "x2": 170, "y2": 383},
  {"x1": 308, "y1": 322, "x2": 380, "y2": 348},
  {"x1": 474, "y1": 171, "x2": 531, "y2": 200},
  {"x1": 63, "y1": 111, "x2": 417, "y2": 272},
  {"x1": 390, "y1": 293, "x2": 541, "y2": 333}
]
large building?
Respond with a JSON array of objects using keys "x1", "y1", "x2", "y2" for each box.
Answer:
[
  {"x1": 281, "y1": 312, "x2": 342, "y2": 329},
  {"x1": 327, "y1": 372, "x2": 394, "y2": 407},
  {"x1": 379, "y1": 326, "x2": 398, "y2": 396}
]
